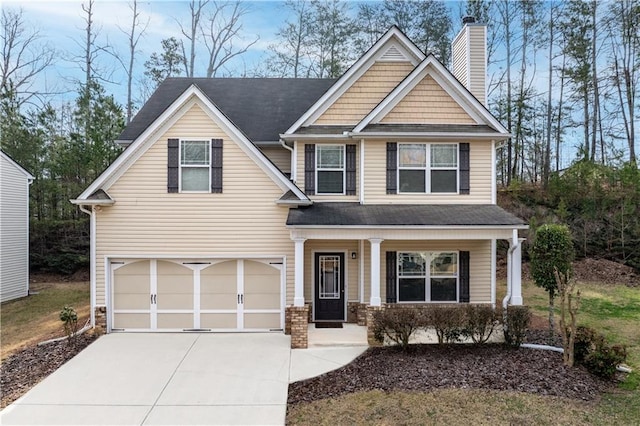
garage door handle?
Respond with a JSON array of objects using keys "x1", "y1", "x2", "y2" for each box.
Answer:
[
  {"x1": 153, "y1": 294, "x2": 157, "y2": 304},
  {"x1": 237, "y1": 294, "x2": 244, "y2": 304}
]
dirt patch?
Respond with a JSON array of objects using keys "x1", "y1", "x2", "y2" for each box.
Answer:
[
  {"x1": 287, "y1": 344, "x2": 612, "y2": 408},
  {"x1": 497, "y1": 257, "x2": 639, "y2": 287},
  {"x1": 0, "y1": 333, "x2": 98, "y2": 408}
]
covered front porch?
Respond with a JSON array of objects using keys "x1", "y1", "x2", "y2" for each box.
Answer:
[{"x1": 284, "y1": 203, "x2": 528, "y2": 348}]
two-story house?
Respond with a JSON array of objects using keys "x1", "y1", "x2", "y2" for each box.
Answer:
[{"x1": 72, "y1": 20, "x2": 527, "y2": 348}]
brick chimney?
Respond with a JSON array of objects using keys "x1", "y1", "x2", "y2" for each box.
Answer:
[{"x1": 451, "y1": 16, "x2": 487, "y2": 106}]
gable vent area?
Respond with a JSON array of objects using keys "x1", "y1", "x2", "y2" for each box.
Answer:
[{"x1": 379, "y1": 45, "x2": 409, "y2": 62}]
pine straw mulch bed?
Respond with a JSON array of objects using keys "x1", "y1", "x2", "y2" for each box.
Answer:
[
  {"x1": 0, "y1": 333, "x2": 98, "y2": 408},
  {"x1": 287, "y1": 341, "x2": 617, "y2": 407}
]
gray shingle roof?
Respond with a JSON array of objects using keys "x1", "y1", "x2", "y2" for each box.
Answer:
[
  {"x1": 119, "y1": 78, "x2": 336, "y2": 143},
  {"x1": 287, "y1": 203, "x2": 526, "y2": 226}
]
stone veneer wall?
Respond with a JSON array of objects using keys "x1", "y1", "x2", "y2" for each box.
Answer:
[
  {"x1": 94, "y1": 306, "x2": 107, "y2": 334},
  {"x1": 288, "y1": 305, "x2": 309, "y2": 349}
]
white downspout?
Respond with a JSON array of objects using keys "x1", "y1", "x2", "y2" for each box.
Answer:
[
  {"x1": 78, "y1": 205, "x2": 96, "y2": 327},
  {"x1": 280, "y1": 139, "x2": 295, "y2": 182},
  {"x1": 502, "y1": 228, "x2": 520, "y2": 310}
]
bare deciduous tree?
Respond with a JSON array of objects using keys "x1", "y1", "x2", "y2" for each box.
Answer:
[
  {"x1": 1, "y1": 8, "x2": 55, "y2": 103},
  {"x1": 179, "y1": 0, "x2": 209, "y2": 77}
]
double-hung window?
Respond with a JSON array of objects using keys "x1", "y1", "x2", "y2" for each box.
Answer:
[
  {"x1": 180, "y1": 140, "x2": 210, "y2": 192},
  {"x1": 398, "y1": 143, "x2": 458, "y2": 193},
  {"x1": 316, "y1": 145, "x2": 345, "y2": 194},
  {"x1": 398, "y1": 252, "x2": 458, "y2": 302}
]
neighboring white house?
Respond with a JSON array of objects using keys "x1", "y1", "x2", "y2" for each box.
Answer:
[{"x1": 0, "y1": 150, "x2": 34, "y2": 303}]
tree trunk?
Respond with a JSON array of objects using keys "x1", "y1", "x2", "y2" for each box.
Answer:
[{"x1": 548, "y1": 293, "x2": 556, "y2": 345}]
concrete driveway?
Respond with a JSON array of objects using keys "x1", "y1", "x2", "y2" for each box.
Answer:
[{"x1": 1, "y1": 333, "x2": 292, "y2": 425}]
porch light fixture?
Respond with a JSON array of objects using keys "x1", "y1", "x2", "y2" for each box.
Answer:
[{"x1": 351, "y1": 251, "x2": 357, "y2": 260}]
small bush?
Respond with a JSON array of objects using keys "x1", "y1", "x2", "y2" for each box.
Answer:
[
  {"x1": 60, "y1": 306, "x2": 79, "y2": 344},
  {"x1": 463, "y1": 304, "x2": 499, "y2": 344},
  {"x1": 504, "y1": 305, "x2": 531, "y2": 348},
  {"x1": 574, "y1": 325, "x2": 627, "y2": 379},
  {"x1": 372, "y1": 307, "x2": 424, "y2": 350},
  {"x1": 428, "y1": 306, "x2": 466, "y2": 344}
]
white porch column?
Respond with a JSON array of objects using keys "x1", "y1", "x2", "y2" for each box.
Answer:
[
  {"x1": 511, "y1": 238, "x2": 525, "y2": 306},
  {"x1": 293, "y1": 238, "x2": 306, "y2": 307},
  {"x1": 369, "y1": 238, "x2": 383, "y2": 306}
]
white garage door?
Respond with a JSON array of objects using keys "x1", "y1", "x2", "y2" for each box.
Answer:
[{"x1": 110, "y1": 258, "x2": 283, "y2": 332}]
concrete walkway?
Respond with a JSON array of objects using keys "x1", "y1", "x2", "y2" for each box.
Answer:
[{"x1": 0, "y1": 333, "x2": 367, "y2": 426}]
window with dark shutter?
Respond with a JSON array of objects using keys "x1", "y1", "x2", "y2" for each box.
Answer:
[
  {"x1": 211, "y1": 139, "x2": 223, "y2": 193},
  {"x1": 459, "y1": 143, "x2": 470, "y2": 194},
  {"x1": 459, "y1": 251, "x2": 470, "y2": 302},
  {"x1": 167, "y1": 138, "x2": 179, "y2": 193},
  {"x1": 346, "y1": 144, "x2": 356, "y2": 195},
  {"x1": 304, "y1": 144, "x2": 315, "y2": 195},
  {"x1": 386, "y1": 251, "x2": 397, "y2": 303},
  {"x1": 386, "y1": 142, "x2": 397, "y2": 194}
]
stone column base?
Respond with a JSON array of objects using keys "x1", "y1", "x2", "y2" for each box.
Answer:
[
  {"x1": 366, "y1": 305, "x2": 385, "y2": 346},
  {"x1": 287, "y1": 305, "x2": 310, "y2": 349},
  {"x1": 357, "y1": 303, "x2": 368, "y2": 326},
  {"x1": 94, "y1": 306, "x2": 107, "y2": 335}
]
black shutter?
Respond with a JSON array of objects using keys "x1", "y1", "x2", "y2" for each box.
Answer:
[
  {"x1": 211, "y1": 139, "x2": 223, "y2": 193},
  {"x1": 459, "y1": 251, "x2": 470, "y2": 303},
  {"x1": 459, "y1": 143, "x2": 470, "y2": 194},
  {"x1": 304, "y1": 144, "x2": 315, "y2": 195},
  {"x1": 386, "y1": 142, "x2": 397, "y2": 194},
  {"x1": 386, "y1": 251, "x2": 397, "y2": 303},
  {"x1": 167, "y1": 138, "x2": 179, "y2": 193},
  {"x1": 346, "y1": 144, "x2": 356, "y2": 195}
]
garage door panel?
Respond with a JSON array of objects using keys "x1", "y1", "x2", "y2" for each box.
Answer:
[
  {"x1": 244, "y1": 313, "x2": 280, "y2": 329},
  {"x1": 201, "y1": 294, "x2": 237, "y2": 310},
  {"x1": 201, "y1": 313, "x2": 237, "y2": 329},
  {"x1": 202, "y1": 260, "x2": 237, "y2": 275},
  {"x1": 157, "y1": 294, "x2": 193, "y2": 310},
  {"x1": 113, "y1": 294, "x2": 149, "y2": 310},
  {"x1": 157, "y1": 313, "x2": 193, "y2": 329},
  {"x1": 113, "y1": 313, "x2": 150, "y2": 329},
  {"x1": 244, "y1": 294, "x2": 280, "y2": 310}
]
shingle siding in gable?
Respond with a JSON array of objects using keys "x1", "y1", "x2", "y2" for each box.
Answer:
[{"x1": 314, "y1": 62, "x2": 415, "y2": 125}]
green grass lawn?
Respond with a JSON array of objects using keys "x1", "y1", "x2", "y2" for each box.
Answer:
[
  {"x1": 0, "y1": 281, "x2": 90, "y2": 360},
  {"x1": 288, "y1": 278, "x2": 640, "y2": 425}
]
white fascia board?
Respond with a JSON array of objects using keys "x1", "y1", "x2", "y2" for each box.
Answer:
[
  {"x1": 283, "y1": 27, "x2": 424, "y2": 135},
  {"x1": 1, "y1": 151, "x2": 35, "y2": 180},
  {"x1": 352, "y1": 56, "x2": 509, "y2": 134},
  {"x1": 77, "y1": 85, "x2": 309, "y2": 203},
  {"x1": 280, "y1": 133, "x2": 351, "y2": 141},
  {"x1": 349, "y1": 132, "x2": 510, "y2": 140},
  {"x1": 70, "y1": 198, "x2": 115, "y2": 205},
  {"x1": 275, "y1": 199, "x2": 313, "y2": 206},
  {"x1": 286, "y1": 224, "x2": 529, "y2": 230}
]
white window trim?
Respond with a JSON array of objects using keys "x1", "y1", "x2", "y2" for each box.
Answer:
[
  {"x1": 315, "y1": 144, "x2": 346, "y2": 195},
  {"x1": 179, "y1": 139, "x2": 211, "y2": 193},
  {"x1": 396, "y1": 251, "x2": 460, "y2": 303},
  {"x1": 397, "y1": 143, "x2": 460, "y2": 194}
]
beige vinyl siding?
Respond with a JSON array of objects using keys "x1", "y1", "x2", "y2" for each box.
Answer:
[
  {"x1": 0, "y1": 155, "x2": 30, "y2": 303},
  {"x1": 260, "y1": 146, "x2": 291, "y2": 174},
  {"x1": 95, "y1": 102, "x2": 295, "y2": 305},
  {"x1": 303, "y1": 240, "x2": 360, "y2": 303},
  {"x1": 468, "y1": 25, "x2": 487, "y2": 105},
  {"x1": 314, "y1": 61, "x2": 415, "y2": 125},
  {"x1": 380, "y1": 75, "x2": 476, "y2": 124},
  {"x1": 451, "y1": 31, "x2": 468, "y2": 88},
  {"x1": 363, "y1": 139, "x2": 493, "y2": 204},
  {"x1": 295, "y1": 140, "x2": 360, "y2": 202},
  {"x1": 365, "y1": 240, "x2": 491, "y2": 304}
]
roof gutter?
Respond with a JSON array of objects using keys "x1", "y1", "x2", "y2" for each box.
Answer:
[
  {"x1": 281, "y1": 132, "x2": 511, "y2": 141},
  {"x1": 70, "y1": 199, "x2": 115, "y2": 206}
]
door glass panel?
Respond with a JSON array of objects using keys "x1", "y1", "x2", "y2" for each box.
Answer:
[{"x1": 319, "y1": 255, "x2": 340, "y2": 299}]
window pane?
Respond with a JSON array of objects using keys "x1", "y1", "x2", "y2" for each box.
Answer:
[
  {"x1": 431, "y1": 144, "x2": 457, "y2": 168},
  {"x1": 399, "y1": 278, "x2": 426, "y2": 302},
  {"x1": 431, "y1": 252, "x2": 458, "y2": 275},
  {"x1": 182, "y1": 167, "x2": 209, "y2": 191},
  {"x1": 431, "y1": 170, "x2": 457, "y2": 193},
  {"x1": 317, "y1": 146, "x2": 344, "y2": 168},
  {"x1": 181, "y1": 140, "x2": 209, "y2": 165},
  {"x1": 317, "y1": 171, "x2": 343, "y2": 193},
  {"x1": 319, "y1": 256, "x2": 340, "y2": 299},
  {"x1": 431, "y1": 278, "x2": 457, "y2": 301},
  {"x1": 399, "y1": 144, "x2": 426, "y2": 167},
  {"x1": 399, "y1": 170, "x2": 426, "y2": 192},
  {"x1": 399, "y1": 252, "x2": 426, "y2": 276}
]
